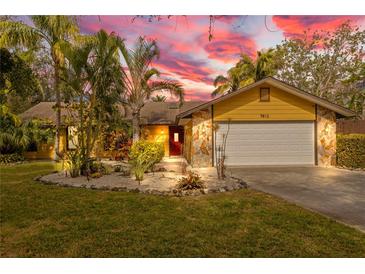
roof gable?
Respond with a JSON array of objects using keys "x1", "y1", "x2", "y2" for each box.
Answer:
[{"x1": 177, "y1": 77, "x2": 356, "y2": 120}]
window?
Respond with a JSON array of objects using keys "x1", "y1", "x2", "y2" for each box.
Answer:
[
  {"x1": 260, "y1": 87, "x2": 270, "y2": 102},
  {"x1": 67, "y1": 126, "x2": 78, "y2": 150},
  {"x1": 174, "y1": 132, "x2": 179, "y2": 142}
]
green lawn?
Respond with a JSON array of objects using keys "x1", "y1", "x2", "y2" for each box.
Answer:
[{"x1": 1, "y1": 162, "x2": 365, "y2": 257}]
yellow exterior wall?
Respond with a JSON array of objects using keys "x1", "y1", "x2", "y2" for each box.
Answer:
[
  {"x1": 24, "y1": 127, "x2": 128, "y2": 160},
  {"x1": 142, "y1": 125, "x2": 169, "y2": 156},
  {"x1": 24, "y1": 128, "x2": 67, "y2": 160},
  {"x1": 214, "y1": 84, "x2": 316, "y2": 121}
]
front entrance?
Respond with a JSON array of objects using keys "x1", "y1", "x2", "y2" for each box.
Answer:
[{"x1": 169, "y1": 126, "x2": 184, "y2": 156}]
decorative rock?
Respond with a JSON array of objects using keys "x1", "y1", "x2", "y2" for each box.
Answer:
[
  {"x1": 154, "y1": 167, "x2": 168, "y2": 172},
  {"x1": 37, "y1": 169, "x2": 250, "y2": 197}
]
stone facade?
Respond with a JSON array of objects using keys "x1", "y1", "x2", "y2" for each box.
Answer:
[
  {"x1": 191, "y1": 109, "x2": 213, "y2": 167},
  {"x1": 317, "y1": 105, "x2": 337, "y2": 167},
  {"x1": 183, "y1": 121, "x2": 192, "y2": 163}
]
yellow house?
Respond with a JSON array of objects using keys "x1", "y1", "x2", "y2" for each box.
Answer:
[
  {"x1": 20, "y1": 78, "x2": 355, "y2": 166},
  {"x1": 177, "y1": 77, "x2": 355, "y2": 168},
  {"x1": 19, "y1": 101, "x2": 202, "y2": 160}
]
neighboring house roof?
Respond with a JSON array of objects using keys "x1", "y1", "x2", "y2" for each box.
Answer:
[
  {"x1": 138, "y1": 101, "x2": 204, "y2": 125},
  {"x1": 20, "y1": 101, "x2": 204, "y2": 125},
  {"x1": 20, "y1": 102, "x2": 69, "y2": 125},
  {"x1": 176, "y1": 77, "x2": 356, "y2": 121}
]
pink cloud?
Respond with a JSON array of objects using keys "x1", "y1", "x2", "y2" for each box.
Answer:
[
  {"x1": 214, "y1": 15, "x2": 242, "y2": 25},
  {"x1": 153, "y1": 52, "x2": 215, "y2": 85},
  {"x1": 273, "y1": 15, "x2": 365, "y2": 39},
  {"x1": 202, "y1": 30, "x2": 257, "y2": 63},
  {"x1": 75, "y1": 15, "x2": 365, "y2": 101},
  {"x1": 183, "y1": 88, "x2": 210, "y2": 101}
]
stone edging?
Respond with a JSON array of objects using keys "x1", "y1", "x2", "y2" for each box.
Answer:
[{"x1": 35, "y1": 174, "x2": 248, "y2": 197}]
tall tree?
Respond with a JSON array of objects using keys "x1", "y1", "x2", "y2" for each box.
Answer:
[
  {"x1": 212, "y1": 48, "x2": 276, "y2": 97},
  {"x1": 0, "y1": 47, "x2": 42, "y2": 112},
  {"x1": 255, "y1": 48, "x2": 277, "y2": 81},
  {"x1": 0, "y1": 16, "x2": 79, "y2": 159},
  {"x1": 275, "y1": 22, "x2": 365, "y2": 113},
  {"x1": 119, "y1": 37, "x2": 184, "y2": 141},
  {"x1": 61, "y1": 30, "x2": 124, "y2": 172}
]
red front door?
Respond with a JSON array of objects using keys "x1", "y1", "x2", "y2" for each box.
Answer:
[{"x1": 169, "y1": 126, "x2": 184, "y2": 156}]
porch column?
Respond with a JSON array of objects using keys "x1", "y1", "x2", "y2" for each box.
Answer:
[
  {"x1": 316, "y1": 105, "x2": 337, "y2": 167},
  {"x1": 191, "y1": 109, "x2": 213, "y2": 168}
]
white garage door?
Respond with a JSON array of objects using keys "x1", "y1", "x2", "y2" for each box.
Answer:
[{"x1": 215, "y1": 121, "x2": 315, "y2": 165}]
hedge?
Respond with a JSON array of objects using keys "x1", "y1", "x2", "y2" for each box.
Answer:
[
  {"x1": 0, "y1": 153, "x2": 25, "y2": 164},
  {"x1": 336, "y1": 134, "x2": 365, "y2": 169}
]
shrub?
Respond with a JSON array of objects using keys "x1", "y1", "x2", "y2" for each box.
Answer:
[
  {"x1": 89, "y1": 160, "x2": 106, "y2": 174},
  {"x1": 337, "y1": 134, "x2": 365, "y2": 169},
  {"x1": 90, "y1": 172, "x2": 102, "y2": 179},
  {"x1": 0, "y1": 115, "x2": 55, "y2": 155},
  {"x1": 176, "y1": 171, "x2": 205, "y2": 190},
  {"x1": 64, "y1": 150, "x2": 81, "y2": 178},
  {"x1": 0, "y1": 153, "x2": 24, "y2": 164},
  {"x1": 114, "y1": 165, "x2": 121, "y2": 172},
  {"x1": 80, "y1": 158, "x2": 111, "y2": 178},
  {"x1": 129, "y1": 140, "x2": 164, "y2": 181}
]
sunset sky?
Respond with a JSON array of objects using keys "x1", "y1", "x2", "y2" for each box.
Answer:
[{"x1": 25, "y1": 15, "x2": 365, "y2": 101}]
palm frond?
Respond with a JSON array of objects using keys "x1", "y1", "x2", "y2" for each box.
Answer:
[
  {"x1": 211, "y1": 83, "x2": 230, "y2": 97},
  {"x1": 213, "y1": 75, "x2": 228, "y2": 87},
  {"x1": 0, "y1": 21, "x2": 41, "y2": 48},
  {"x1": 31, "y1": 16, "x2": 79, "y2": 42},
  {"x1": 144, "y1": 68, "x2": 160, "y2": 82},
  {"x1": 148, "y1": 80, "x2": 184, "y2": 103}
]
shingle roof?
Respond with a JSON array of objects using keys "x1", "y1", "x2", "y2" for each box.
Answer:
[
  {"x1": 20, "y1": 101, "x2": 204, "y2": 125},
  {"x1": 139, "y1": 101, "x2": 204, "y2": 124},
  {"x1": 20, "y1": 102, "x2": 68, "y2": 124}
]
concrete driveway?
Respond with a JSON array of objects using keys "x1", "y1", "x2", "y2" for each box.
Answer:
[{"x1": 229, "y1": 166, "x2": 365, "y2": 232}]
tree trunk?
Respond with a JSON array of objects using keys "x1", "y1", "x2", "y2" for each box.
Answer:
[
  {"x1": 132, "y1": 111, "x2": 140, "y2": 142},
  {"x1": 79, "y1": 96, "x2": 85, "y2": 160},
  {"x1": 54, "y1": 63, "x2": 61, "y2": 161},
  {"x1": 86, "y1": 94, "x2": 95, "y2": 161}
]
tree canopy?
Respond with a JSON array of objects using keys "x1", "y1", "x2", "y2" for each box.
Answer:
[
  {"x1": 212, "y1": 49, "x2": 277, "y2": 97},
  {"x1": 212, "y1": 22, "x2": 365, "y2": 114},
  {"x1": 0, "y1": 48, "x2": 42, "y2": 113},
  {"x1": 275, "y1": 22, "x2": 365, "y2": 113}
]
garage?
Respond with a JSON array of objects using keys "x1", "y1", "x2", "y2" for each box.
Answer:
[
  {"x1": 214, "y1": 121, "x2": 315, "y2": 166},
  {"x1": 177, "y1": 77, "x2": 355, "y2": 168}
]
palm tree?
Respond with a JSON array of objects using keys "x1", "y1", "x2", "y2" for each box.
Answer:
[
  {"x1": 0, "y1": 108, "x2": 29, "y2": 154},
  {"x1": 0, "y1": 108, "x2": 54, "y2": 155},
  {"x1": 212, "y1": 48, "x2": 276, "y2": 97},
  {"x1": 61, "y1": 30, "x2": 124, "y2": 168},
  {"x1": 83, "y1": 30, "x2": 124, "y2": 160},
  {"x1": 151, "y1": 95, "x2": 167, "y2": 102},
  {"x1": 0, "y1": 16, "x2": 79, "y2": 159},
  {"x1": 255, "y1": 48, "x2": 276, "y2": 81},
  {"x1": 119, "y1": 37, "x2": 184, "y2": 141}
]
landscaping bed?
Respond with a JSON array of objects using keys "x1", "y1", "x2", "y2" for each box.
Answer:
[{"x1": 37, "y1": 168, "x2": 247, "y2": 196}]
